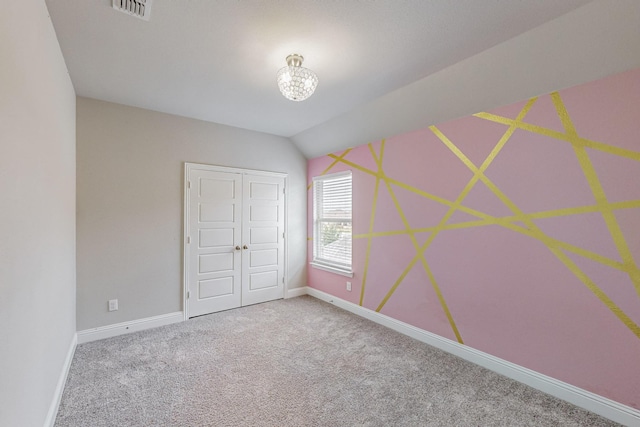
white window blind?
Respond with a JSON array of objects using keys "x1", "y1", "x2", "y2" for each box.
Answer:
[{"x1": 312, "y1": 171, "x2": 352, "y2": 275}]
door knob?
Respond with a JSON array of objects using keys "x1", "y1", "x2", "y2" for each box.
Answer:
[
  {"x1": 243, "y1": 245, "x2": 248, "y2": 250},
  {"x1": 235, "y1": 246, "x2": 241, "y2": 251}
]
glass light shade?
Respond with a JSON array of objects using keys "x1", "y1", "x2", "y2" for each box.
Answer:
[{"x1": 277, "y1": 54, "x2": 318, "y2": 101}]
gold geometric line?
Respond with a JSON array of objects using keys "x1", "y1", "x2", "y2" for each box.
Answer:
[
  {"x1": 523, "y1": 206, "x2": 600, "y2": 220},
  {"x1": 474, "y1": 112, "x2": 640, "y2": 163},
  {"x1": 328, "y1": 154, "x2": 378, "y2": 178},
  {"x1": 383, "y1": 176, "x2": 489, "y2": 219},
  {"x1": 551, "y1": 92, "x2": 640, "y2": 298},
  {"x1": 417, "y1": 97, "x2": 535, "y2": 272},
  {"x1": 307, "y1": 148, "x2": 353, "y2": 190},
  {"x1": 436, "y1": 120, "x2": 640, "y2": 338},
  {"x1": 359, "y1": 142, "x2": 384, "y2": 306},
  {"x1": 323, "y1": 147, "x2": 352, "y2": 173},
  {"x1": 354, "y1": 198, "x2": 640, "y2": 276},
  {"x1": 384, "y1": 180, "x2": 413, "y2": 233},
  {"x1": 481, "y1": 164, "x2": 640, "y2": 339},
  {"x1": 378, "y1": 139, "x2": 387, "y2": 176},
  {"x1": 609, "y1": 199, "x2": 640, "y2": 210},
  {"x1": 425, "y1": 97, "x2": 536, "y2": 240},
  {"x1": 375, "y1": 99, "x2": 537, "y2": 316},
  {"x1": 368, "y1": 150, "x2": 434, "y2": 309},
  {"x1": 368, "y1": 143, "x2": 380, "y2": 168},
  {"x1": 495, "y1": 217, "x2": 628, "y2": 273},
  {"x1": 327, "y1": 153, "x2": 501, "y2": 221},
  {"x1": 359, "y1": 177, "x2": 379, "y2": 306},
  {"x1": 356, "y1": 200, "x2": 640, "y2": 239},
  {"x1": 506, "y1": 200, "x2": 640, "y2": 221},
  {"x1": 354, "y1": 214, "x2": 632, "y2": 274},
  {"x1": 381, "y1": 176, "x2": 464, "y2": 343},
  {"x1": 354, "y1": 223, "x2": 491, "y2": 239},
  {"x1": 379, "y1": 138, "x2": 387, "y2": 169},
  {"x1": 479, "y1": 97, "x2": 538, "y2": 172},
  {"x1": 423, "y1": 259, "x2": 465, "y2": 343},
  {"x1": 552, "y1": 247, "x2": 640, "y2": 339},
  {"x1": 374, "y1": 240, "x2": 425, "y2": 310},
  {"x1": 581, "y1": 139, "x2": 640, "y2": 162}
]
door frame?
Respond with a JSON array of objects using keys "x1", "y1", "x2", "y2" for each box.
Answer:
[{"x1": 183, "y1": 162, "x2": 288, "y2": 320}]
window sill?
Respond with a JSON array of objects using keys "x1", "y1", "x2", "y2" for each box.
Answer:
[{"x1": 310, "y1": 262, "x2": 354, "y2": 278}]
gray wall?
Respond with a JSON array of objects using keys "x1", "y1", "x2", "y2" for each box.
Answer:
[
  {"x1": 0, "y1": 2, "x2": 77, "y2": 427},
  {"x1": 76, "y1": 98, "x2": 307, "y2": 330}
]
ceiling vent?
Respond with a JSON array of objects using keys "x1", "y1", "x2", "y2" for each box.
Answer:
[{"x1": 112, "y1": 0, "x2": 152, "y2": 21}]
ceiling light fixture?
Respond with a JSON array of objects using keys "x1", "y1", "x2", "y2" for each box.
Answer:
[{"x1": 276, "y1": 54, "x2": 318, "y2": 102}]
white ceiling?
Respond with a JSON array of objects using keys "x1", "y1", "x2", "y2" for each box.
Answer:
[{"x1": 46, "y1": 0, "x2": 595, "y2": 156}]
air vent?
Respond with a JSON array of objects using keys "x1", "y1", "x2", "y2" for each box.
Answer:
[{"x1": 112, "y1": 0, "x2": 152, "y2": 21}]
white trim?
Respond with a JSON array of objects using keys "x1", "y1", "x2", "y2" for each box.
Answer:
[
  {"x1": 312, "y1": 170, "x2": 353, "y2": 274},
  {"x1": 310, "y1": 262, "x2": 353, "y2": 277},
  {"x1": 183, "y1": 163, "x2": 190, "y2": 321},
  {"x1": 184, "y1": 162, "x2": 287, "y2": 178},
  {"x1": 311, "y1": 170, "x2": 352, "y2": 182},
  {"x1": 44, "y1": 333, "x2": 77, "y2": 427},
  {"x1": 305, "y1": 287, "x2": 640, "y2": 426},
  {"x1": 283, "y1": 176, "x2": 290, "y2": 300},
  {"x1": 285, "y1": 286, "x2": 308, "y2": 299},
  {"x1": 77, "y1": 312, "x2": 184, "y2": 344}
]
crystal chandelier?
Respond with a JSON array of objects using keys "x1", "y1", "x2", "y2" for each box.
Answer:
[{"x1": 276, "y1": 54, "x2": 318, "y2": 101}]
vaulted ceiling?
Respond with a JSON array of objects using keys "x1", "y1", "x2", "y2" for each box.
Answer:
[{"x1": 45, "y1": 1, "x2": 640, "y2": 158}]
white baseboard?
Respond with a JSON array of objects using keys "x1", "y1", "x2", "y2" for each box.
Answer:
[
  {"x1": 77, "y1": 312, "x2": 184, "y2": 344},
  {"x1": 305, "y1": 287, "x2": 640, "y2": 426},
  {"x1": 44, "y1": 332, "x2": 77, "y2": 427},
  {"x1": 285, "y1": 286, "x2": 308, "y2": 299}
]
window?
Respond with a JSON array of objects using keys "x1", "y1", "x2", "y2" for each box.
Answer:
[{"x1": 312, "y1": 171, "x2": 352, "y2": 276}]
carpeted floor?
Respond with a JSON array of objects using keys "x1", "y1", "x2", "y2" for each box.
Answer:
[{"x1": 55, "y1": 296, "x2": 619, "y2": 426}]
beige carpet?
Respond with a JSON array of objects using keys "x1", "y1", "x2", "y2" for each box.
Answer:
[{"x1": 55, "y1": 296, "x2": 618, "y2": 426}]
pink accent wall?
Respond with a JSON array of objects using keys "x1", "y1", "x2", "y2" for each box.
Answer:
[{"x1": 307, "y1": 68, "x2": 640, "y2": 409}]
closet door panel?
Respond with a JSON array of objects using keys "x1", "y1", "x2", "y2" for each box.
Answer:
[
  {"x1": 241, "y1": 173, "x2": 285, "y2": 306},
  {"x1": 187, "y1": 169, "x2": 242, "y2": 317}
]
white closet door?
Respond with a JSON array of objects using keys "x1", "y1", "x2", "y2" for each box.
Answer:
[
  {"x1": 241, "y1": 174, "x2": 285, "y2": 306},
  {"x1": 185, "y1": 164, "x2": 286, "y2": 318},
  {"x1": 188, "y1": 169, "x2": 242, "y2": 317}
]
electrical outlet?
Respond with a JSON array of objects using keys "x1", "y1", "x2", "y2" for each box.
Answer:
[
  {"x1": 346, "y1": 281, "x2": 352, "y2": 292},
  {"x1": 108, "y1": 299, "x2": 118, "y2": 312}
]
